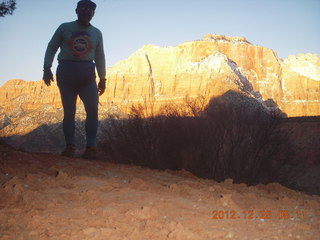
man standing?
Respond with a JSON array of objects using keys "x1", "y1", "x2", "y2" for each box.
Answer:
[{"x1": 43, "y1": 0, "x2": 106, "y2": 159}]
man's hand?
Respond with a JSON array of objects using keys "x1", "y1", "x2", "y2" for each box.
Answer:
[
  {"x1": 43, "y1": 67, "x2": 54, "y2": 86},
  {"x1": 98, "y1": 79, "x2": 106, "y2": 96}
]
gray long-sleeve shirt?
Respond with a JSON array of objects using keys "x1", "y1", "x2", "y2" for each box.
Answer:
[{"x1": 44, "y1": 20, "x2": 106, "y2": 79}]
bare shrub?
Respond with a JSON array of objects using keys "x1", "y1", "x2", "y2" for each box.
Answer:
[
  {"x1": 99, "y1": 90, "x2": 290, "y2": 185},
  {"x1": 200, "y1": 91, "x2": 290, "y2": 184},
  {"x1": 184, "y1": 95, "x2": 208, "y2": 117},
  {"x1": 100, "y1": 104, "x2": 188, "y2": 170}
]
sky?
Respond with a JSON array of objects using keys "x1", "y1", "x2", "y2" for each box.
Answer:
[{"x1": 0, "y1": 0, "x2": 319, "y2": 86}]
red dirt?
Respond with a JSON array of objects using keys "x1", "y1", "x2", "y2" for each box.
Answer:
[{"x1": 0, "y1": 145, "x2": 319, "y2": 240}]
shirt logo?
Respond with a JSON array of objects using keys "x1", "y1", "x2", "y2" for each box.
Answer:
[{"x1": 69, "y1": 31, "x2": 92, "y2": 58}]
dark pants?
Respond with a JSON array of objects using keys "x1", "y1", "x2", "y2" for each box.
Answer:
[{"x1": 56, "y1": 61, "x2": 98, "y2": 148}]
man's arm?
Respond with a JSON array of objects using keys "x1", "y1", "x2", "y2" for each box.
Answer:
[
  {"x1": 43, "y1": 25, "x2": 63, "y2": 86},
  {"x1": 95, "y1": 32, "x2": 106, "y2": 95}
]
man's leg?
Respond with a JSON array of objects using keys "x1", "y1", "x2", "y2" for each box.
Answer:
[
  {"x1": 57, "y1": 85, "x2": 77, "y2": 157},
  {"x1": 59, "y1": 86, "x2": 78, "y2": 147},
  {"x1": 79, "y1": 81, "x2": 99, "y2": 148},
  {"x1": 57, "y1": 61, "x2": 79, "y2": 151},
  {"x1": 60, "y1": 88, "x2": 77, "y2": 145}
]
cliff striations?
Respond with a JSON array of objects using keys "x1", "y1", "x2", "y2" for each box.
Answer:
[
  {"x1": 1, "y1": 34, "x2": 319, "y2": 119},
  {"x1": 101, "y1": 34, "x2": 319, "y2": 116},
  {"x1": 0, "y1": 34, "x2": 319, "y2": 135}
]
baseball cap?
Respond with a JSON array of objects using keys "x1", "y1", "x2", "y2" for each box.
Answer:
[{"x1": 77, "y1": 0, "x2": 96, "y2": 10}]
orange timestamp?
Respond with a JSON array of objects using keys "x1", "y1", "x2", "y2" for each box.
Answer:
[{"x1": 211, "y1": 210, "x2": 308, "y2": 220}]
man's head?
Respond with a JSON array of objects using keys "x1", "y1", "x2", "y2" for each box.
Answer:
[
  {"x1": 77, "y1": 0, "x2": 96, "y2": 11},
  {"x1": 76, "y1": 0, "x2": 96, "y2": 25}
]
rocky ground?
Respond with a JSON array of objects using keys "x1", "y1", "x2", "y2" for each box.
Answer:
[{"x1": 0, "y1": 143, "x2": 319, "y2": 240}]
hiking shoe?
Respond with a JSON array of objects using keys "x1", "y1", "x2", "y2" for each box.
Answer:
[
  {"x1": 82, "y1": 147, "x2": 97, "y2": 160},
  {"x1": 61, "y1": 144, "x2": 75, "y2": 157}
]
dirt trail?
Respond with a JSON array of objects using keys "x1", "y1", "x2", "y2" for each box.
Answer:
[{"x1": 0, "y1": 145, "x2": 319, "y2": 240}]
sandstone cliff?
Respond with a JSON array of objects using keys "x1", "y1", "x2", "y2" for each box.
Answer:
[
  {"x1": 0, "y1": 34, "x2": 319, "y2": 125},
  {"x1": 102, "y1": 34, "x2": 319, "y2": 116}
]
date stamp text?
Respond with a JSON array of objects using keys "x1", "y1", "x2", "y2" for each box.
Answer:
[{"x1": 211, "y1": 210, "x2": 310, "y2": 220}]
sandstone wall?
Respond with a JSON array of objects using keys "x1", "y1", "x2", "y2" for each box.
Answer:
[{"x1": 1, "y1": 34, "x2": 319, "y2": 118}]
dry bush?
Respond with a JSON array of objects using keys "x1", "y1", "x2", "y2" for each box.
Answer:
[
  {"x1": 99, "y1": 91, "x2": 291, "y2": 185},
  {"x1": 100, "y1": 104, "x2": 187, "y2": 170},
  {"x1": 200, "y1": 91, "x2": 292, "y2": 184},
  {"x1": 184, "y1": 95, "x2": 208, "y2": 117}
]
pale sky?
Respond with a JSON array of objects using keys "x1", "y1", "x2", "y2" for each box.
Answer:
[{"x1": 0, "y1": 0, "x2": 319, "y2": 86}]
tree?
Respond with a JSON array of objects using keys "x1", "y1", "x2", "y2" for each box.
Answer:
[{"x1": 0, "y1": 0, "x2": 16, "y2": 17}]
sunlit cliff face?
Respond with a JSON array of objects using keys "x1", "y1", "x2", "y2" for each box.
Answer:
[
  {"x1": 103, "y1": 35, "x2": 319, "y2": 117},
  {"x1": 0, "y1": 35, "x2": 319, "y2": 118}
]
